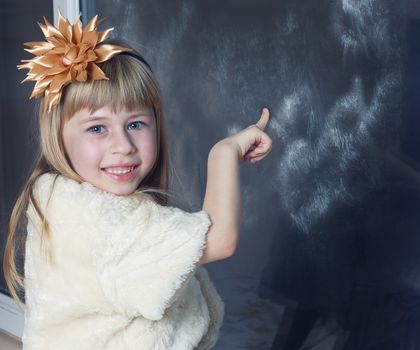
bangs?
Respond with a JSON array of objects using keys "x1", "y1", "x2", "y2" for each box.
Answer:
[{"x1": 61, "y1": 55, "x2": 161, "y2": 119}]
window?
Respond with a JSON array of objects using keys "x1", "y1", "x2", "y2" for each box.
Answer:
[{"x1": 0, "y1": 0, "x2": 79, "y2": 339}]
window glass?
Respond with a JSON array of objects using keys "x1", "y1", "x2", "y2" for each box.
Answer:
[
  {"x1": 0, "y1": 0, "x2": 53, "y2": 295},
  {"x1": 85, "y1": 1, "x2": 420, "y2": 348}
]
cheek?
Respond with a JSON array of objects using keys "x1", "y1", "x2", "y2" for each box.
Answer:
[
  {"x1": 139, "y1": 134, "x2": 158, "y2": 165},
  {"x1": 66, "y1": 138, "x2": 103, "y2": 173}
]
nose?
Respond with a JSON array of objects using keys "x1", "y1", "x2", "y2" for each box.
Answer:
[{"x1": 109, "y1": 129, "x2": 137, "y2": 155}]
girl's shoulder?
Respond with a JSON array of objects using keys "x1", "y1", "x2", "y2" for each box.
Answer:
[
  {"x1": 33, "y1": 174, "x2": 210, "y2": 234},
  {"x1": 32, "y1": 173, "x2": 208, "y2": 228},
  {"x1": 35, "y1": 173, "x2": 86, "y2": 194},
  {"x1": 34, "y1": 173, "x2": 155, "y2": 210}
]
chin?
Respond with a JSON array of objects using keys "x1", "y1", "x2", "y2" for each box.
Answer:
[
  {"x1": 94, "y1": 182, "x2": 139, "y2": 196},
  {"x1": 107, "y1": 186, "x2": 138, "y2": 196},
  {"x1": 90, "y1": 177, "x2": 143, "y2": 196}
]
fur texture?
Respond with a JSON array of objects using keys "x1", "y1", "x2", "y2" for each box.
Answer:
[{"x1": 23, "y1": 174, "x2": 224, "y2": 350}]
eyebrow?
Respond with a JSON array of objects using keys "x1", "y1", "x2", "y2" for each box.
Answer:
[
  {"x1": 80, "y1": 112, "x2": 154, "y2": 124},
  {"x1": 84, "y1": 116, "x2": 107, "y2": 122}
]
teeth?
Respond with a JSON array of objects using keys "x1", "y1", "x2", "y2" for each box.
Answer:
[{"x1": 104, "y1": 167, "x2": 133, "y2": 175}]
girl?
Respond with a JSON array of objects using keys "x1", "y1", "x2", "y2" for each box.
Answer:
[{"x1": 4, "y1": 13, "x2": 272, "y2": 349}]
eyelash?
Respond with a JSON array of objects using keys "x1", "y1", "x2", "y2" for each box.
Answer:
[{"x1": 87, "y1": 121, "x2": 145, "y2": 134}]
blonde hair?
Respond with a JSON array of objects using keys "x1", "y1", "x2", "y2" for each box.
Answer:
[{"x1": 4, "y1": 52, "x2": 168, "y2": 306}]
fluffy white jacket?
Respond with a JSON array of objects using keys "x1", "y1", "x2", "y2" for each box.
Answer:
[{"x1": 23, "y1": 174, "x2": 224, "y2": 350}]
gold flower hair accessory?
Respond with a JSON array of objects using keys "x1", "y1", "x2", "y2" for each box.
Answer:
[{"x1": 17, "y1": 12, "x2": 132, "y2": 111}]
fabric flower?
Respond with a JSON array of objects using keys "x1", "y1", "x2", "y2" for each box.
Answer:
[{"x1": 17, "y1": 12, "x2": 131, "y2": 111}]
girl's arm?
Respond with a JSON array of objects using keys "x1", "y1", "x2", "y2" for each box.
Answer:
[{"x1": 200, "y1": 108, "x2": 272, "y2": 264}]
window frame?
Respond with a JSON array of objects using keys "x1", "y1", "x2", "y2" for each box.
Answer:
[{"x1": 0, "y1": 0, "x2": 80, "y2": 340}]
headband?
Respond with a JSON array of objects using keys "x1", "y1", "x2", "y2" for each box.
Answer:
[
  {"x1": 120, "y1": 51, "x2": 153, "y2": 72},
  {"x1": 17, "y1": 12, "x2": 133, "y2": 111}
]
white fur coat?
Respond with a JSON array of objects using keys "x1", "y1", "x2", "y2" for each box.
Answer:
[{"x1": 23, "y1": 174, "x2": 224, "y2": 350}]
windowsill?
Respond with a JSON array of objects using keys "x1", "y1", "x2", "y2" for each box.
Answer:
[{"x1": 0, "y1": 293, "x2": 23, "y2": 339}]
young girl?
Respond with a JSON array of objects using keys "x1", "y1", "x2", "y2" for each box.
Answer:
[{"x1": 4, "y1": 13, "x2": 272, "y2": 349}]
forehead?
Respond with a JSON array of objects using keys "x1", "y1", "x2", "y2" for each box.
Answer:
[
  {"x1": 91, "y1": 105, "x2": 154, "y2": 116},
  {"x1": 62, "y1": 71, "x2": 159, "y2": 122},
  {"x1": 70, "y1": 105, "x2": 155, "y2": 123}
]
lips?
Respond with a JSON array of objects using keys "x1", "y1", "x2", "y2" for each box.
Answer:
[
  {"x1": 101, "y1": 164, "x2": 139, "y2": 181},
  {"x1": 103, "y1": 166, "x2": 135, "y2": 175}
]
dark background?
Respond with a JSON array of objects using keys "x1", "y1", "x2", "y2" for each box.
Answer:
[
  {"x1": 2, "y1": 0, "x2": 420, "y2": 349},
  {"x1": 0, "y1": 0, "x2": 52, "y2": 295}
]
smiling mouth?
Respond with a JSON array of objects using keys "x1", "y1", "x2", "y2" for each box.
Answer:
[{"x1": 102, "y1": 166, "x2": 136, "y2": 175}]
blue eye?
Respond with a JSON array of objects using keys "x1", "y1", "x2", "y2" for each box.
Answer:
[
  {"x1": 128, "y1": 121, "x2": 144, "y2": 130},
  {"x1": 87, "y1": 125, "x2": 105, "y2": 134}
]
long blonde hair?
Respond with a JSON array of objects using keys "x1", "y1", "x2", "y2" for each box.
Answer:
[{"x1": 4, "y1": 52, "x2": 168, "y2": 306}]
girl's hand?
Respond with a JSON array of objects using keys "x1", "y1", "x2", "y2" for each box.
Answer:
[{"x1": 223, "y1": 107, "x2": 272, "y2": 164}]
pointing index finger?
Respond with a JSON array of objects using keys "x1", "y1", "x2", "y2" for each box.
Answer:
[{"x1": 256, "y1": 107, "x2": 270, "y2": 130}]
